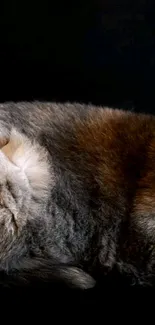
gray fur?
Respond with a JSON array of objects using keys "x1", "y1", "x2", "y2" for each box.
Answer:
[
  {"x1": 0, "y1": 102, "x2": 154, "y2": 288},
  {"x1": 0, "y1": 102, "x2": 98, "y2": 288}
]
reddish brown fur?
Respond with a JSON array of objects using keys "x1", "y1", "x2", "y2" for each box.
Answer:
[{"x1": 74, "y1": 108, "x2": 155, "y2": 217}]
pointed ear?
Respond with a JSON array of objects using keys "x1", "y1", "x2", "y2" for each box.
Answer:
[
  {"x1": 1, "y1": 130, "x2": 24, "y2": 163},
  {"x1": 1, "y1": 129, "x2": 52, "y2": 197}
]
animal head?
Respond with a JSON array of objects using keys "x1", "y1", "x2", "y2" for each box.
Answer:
[{"x1": 0, "y1": 129, "x2": 51, "y2": 267}]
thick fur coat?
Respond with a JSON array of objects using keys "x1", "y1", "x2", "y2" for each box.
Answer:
[{"x1": 0, "y1": 102, "x2": 154, "y2": 287}]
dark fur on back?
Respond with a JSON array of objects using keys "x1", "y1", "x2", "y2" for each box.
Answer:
[{"x1": 0, "y1": 102, "x2": 155, "y2": 287}]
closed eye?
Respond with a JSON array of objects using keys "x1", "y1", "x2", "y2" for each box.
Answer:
[
  {"x1": 0, "y1": 183, "x2": 19, "y2": 231},
  {"x1": 6, "y1": 180, "x2": 17, "y2": 202}
]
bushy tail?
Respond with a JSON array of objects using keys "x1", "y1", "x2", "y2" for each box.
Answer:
[{"x1": 0, "y1": 258, "x2": 96, "y2": 290}]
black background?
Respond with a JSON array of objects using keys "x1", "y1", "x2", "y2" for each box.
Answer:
[
  {"x1": 1, "y1": 0, "x2": 155, "y2": 113},
  {"x1": 0, "y1": 0, "x2": 155, "y2": 310}
]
